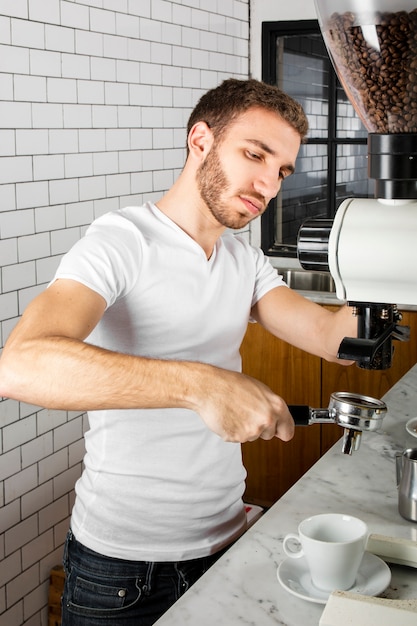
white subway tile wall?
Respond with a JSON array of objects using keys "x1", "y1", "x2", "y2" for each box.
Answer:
[{"x1": 0, "y1": 1, "x2": 249, "y2": 624}]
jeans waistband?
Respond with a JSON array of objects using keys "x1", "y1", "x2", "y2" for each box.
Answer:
[{"x1": 65, "y1": 529, "x2": 227, "y2": 579}]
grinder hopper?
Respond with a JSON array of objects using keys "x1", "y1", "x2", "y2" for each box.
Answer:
[{"x1": 314, "y1": 0, "x2": 417, "y2": 196}]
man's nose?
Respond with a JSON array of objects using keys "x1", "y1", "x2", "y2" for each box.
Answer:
[{"x1": 253, "y1": 168, "x2": 281, "y2": 200}]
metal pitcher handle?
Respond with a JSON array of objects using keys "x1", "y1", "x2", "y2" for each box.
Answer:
[{"x1": 395, "y1": 452, "x2": 403, "y2": 487}]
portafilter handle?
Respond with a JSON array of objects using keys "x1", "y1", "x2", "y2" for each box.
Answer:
[
  {"x1": 289, "y1": 391, "x2": 387, "y2": 455},
  {"x1": 288, "y1": 404, "x2": 334, "y2": 425}
]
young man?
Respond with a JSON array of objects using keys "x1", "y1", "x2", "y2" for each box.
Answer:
[{"x1": 0, "y1": 79, "x2": 356, "y2": 625}]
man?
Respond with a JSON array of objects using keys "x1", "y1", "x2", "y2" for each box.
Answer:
[{"x1": 0, "y1": 79, "x2": 356, "y2": 625}]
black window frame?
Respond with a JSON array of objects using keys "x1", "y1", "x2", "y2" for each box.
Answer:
[{"x1": 261, "y1": 20, "x2": 368, "y2": 257}]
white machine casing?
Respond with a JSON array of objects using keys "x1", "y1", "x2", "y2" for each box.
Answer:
[{"x1": 328, "y1": 198, "x2": 417, "y2": 306}]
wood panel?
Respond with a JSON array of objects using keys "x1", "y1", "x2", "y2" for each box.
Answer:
[{"x1": 240, "y1": 322, "x2": 322, "y2": 507}]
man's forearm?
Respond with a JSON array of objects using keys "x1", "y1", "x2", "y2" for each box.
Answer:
[
  {"x1": 321, "y1": 303, "x2": 358, "y2": 364},
  {"x1": 0, "y1": 335, "x2": 207, "y2": 411}
]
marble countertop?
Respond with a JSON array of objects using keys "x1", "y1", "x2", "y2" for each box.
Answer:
[{"x1": 155, "y1": 364, "x2": 417, "y2": 625}]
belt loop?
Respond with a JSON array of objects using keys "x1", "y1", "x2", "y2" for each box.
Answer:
[
  {"x1": 143, "y1": 561, "x2": 155, "y2": 596},
  {"x1": 174, "y1": 562, "x2": 189, "y2": 596}
]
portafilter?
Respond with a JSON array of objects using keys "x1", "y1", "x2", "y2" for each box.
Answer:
[{"x1": 289, "y1": 391, "x2": 387, "y2": 455}]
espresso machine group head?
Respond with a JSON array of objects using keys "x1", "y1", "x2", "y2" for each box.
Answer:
[{"x1": 298, "y1": 0, "x2": 417, "y2": 370}]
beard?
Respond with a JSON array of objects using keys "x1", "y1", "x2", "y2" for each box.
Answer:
[{"x1": 196, "y1": 145, "x2": 254, "y2": 230}]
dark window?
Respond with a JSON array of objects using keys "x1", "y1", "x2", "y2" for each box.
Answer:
[{"x1": 261, "y1": 20, "x2": 374, "y2": 258}]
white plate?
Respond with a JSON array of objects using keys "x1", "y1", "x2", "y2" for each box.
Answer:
[
  {"x1": 406, "y1": 417, "x2": 417, "y2": 438},
  {"x1": 277, "y1": 552, "x2": 391, "y2": 604}
]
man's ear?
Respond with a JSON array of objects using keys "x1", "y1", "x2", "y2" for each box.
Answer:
[{"x1": 187, "y1": 121, "x2": 214, "y2": 161}]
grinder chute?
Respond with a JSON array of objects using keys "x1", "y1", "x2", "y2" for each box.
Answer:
[{"x1": 298, "y1": 0, "x2": 417, "y2": 369}]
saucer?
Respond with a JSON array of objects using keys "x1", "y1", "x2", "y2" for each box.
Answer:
[
  {"x1": 406, "y1": 417, "x2": 417, "y2": 438},
  {"x1": 277, "y1": 552, "x2": 391, "y2": 604}
]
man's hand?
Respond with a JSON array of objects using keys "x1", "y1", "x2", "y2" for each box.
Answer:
[{"x1": 188, "y1": 366, "x2": 295, "y2": 443}]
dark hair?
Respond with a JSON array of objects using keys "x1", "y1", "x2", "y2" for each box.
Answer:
[{"x1": 186, "y1": 78, "x2": 309, "y2": 148}]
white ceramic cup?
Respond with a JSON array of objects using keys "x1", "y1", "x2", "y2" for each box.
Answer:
[{"x1": 282, "y1": 513, "x2": 368, "y2": 591}]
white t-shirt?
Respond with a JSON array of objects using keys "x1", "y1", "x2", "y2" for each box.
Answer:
[{"x1": 53, "y1": 202, "x2": 285, "y2": 561}]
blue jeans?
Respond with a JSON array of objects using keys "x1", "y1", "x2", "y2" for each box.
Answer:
[{"x1": 62, "y1": 529, "x2": 227, "y2": 625}]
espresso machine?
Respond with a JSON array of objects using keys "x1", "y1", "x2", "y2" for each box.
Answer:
[
  {"x1": 292, "y1": 0, "x2": 417, "y2": 452},
  {"x1": 298, "y1": 0, "x2": 417, "y2": 370}
]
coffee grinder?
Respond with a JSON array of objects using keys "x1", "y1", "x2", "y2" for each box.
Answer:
[{"x1": 297, "y1": 0, "x2": 417, "y2": 370}]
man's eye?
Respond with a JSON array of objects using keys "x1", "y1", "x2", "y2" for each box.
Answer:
[{"x1": 247, "y1": 151, "x2": 261, "y2": 160}]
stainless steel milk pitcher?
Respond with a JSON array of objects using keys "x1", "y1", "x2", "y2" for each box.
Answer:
[{"x1": 396, "y1": 448, "x2": 417, "y2": 523}]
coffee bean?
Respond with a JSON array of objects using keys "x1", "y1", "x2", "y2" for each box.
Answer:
[{"x1": 324, "y1": 9, "x2": 417, "y2": 133}]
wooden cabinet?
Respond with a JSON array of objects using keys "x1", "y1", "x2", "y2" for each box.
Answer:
[{"x1": 240, "y1": 309, "x2": 417, "y2": 508}]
